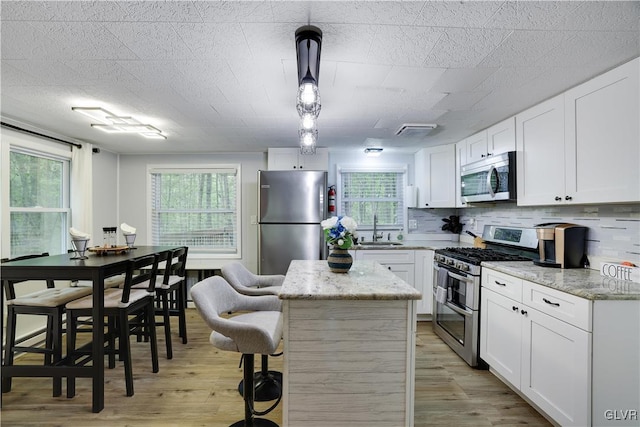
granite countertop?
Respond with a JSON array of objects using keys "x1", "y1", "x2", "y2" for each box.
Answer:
[
  {"x1": 279, "y1": 260, "x2": 422, "y2": 301},
  {"x1": 482, "y1": 261, "x2": 640, "y2": 301},
  {"x1": 352, "y1": 239, "x2": 472, "y2": 250}
]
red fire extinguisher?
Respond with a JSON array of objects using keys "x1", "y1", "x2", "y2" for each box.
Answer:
[{"x1": 328, "y1": 186, "x2": 336, "y2": 214}]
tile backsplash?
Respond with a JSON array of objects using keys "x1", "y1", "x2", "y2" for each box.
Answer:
[{"x1": 409, "y1": 203, "x2": 640, "y2": 265}]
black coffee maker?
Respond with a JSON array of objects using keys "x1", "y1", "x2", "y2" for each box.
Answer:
[{"x1": 533, "y1": 223, "x2": 587, "y2": 268}]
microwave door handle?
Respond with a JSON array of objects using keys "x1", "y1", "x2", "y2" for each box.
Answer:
[{"x1": 486, "y1": 165, "x2": 497, "y2": 197}]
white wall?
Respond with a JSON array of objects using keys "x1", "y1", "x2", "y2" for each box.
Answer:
[
  {"x1": 117, "y1": 152, "x2": 267, "y2": 271},
  {"x1": 327, "y1": 149, "x2": 415, "y2": 188}
]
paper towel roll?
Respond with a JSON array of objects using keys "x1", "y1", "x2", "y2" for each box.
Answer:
[{"x1": 405, "y1": 185, "x2": 417, "y2": 208}]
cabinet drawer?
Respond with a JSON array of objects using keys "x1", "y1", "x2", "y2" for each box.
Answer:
[
  {"x1": 522, "y1": 281, "x2": 592, "y2": 331},
  {"x1": 482, "y1": 268, "x2": 523, "y2": 301},
  {"x1": 356, "y1": 250, "x2": 415, "y2": 264}
]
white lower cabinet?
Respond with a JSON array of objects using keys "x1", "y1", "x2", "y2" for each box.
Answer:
[
  {"x1": 481, "y1": 269, "x2": 590, "y2": 426},
  {"x1": 481, "y1": 268, "x2": 640, "y2": 427},
  {"x1": 355, "y1": 249, "x2": 434, "y2": 315}
]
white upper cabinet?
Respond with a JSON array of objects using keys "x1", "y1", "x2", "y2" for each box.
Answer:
[
  {"x1": 464, "y1": 118, "x2": 516, "y2": 165},
  {"x1": 465, "y1": 130, "x2": 488, "y2": 164},
  {"x1": 564, "y1": 58, "x2": 639, "y2": 204},
  {"x1": 517, "y1": 58, "x2": 639, "y2": 206},
  {"x1": 415, "y1": 144, "x2": 456, "y2": 208},
  {"x1": 487, "y1": 117, "x2": 516, "y2": 156},
  {"x1": 267, "y1": 147, "x2": 328, "y2": 170},
  {"x1": 516, "y1": 94, "x2": 566, "y2": 206}
]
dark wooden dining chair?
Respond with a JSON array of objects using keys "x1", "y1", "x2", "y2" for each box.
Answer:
[
  {"x1": 1, "y1": 253, "x2": 93, "y2": 396},
  {"x1": 130, "y1": 246, "x2": 189, "y2": 359},
  {"x1": 65, "y1": 253, "x2": 160, "y2": 397}
]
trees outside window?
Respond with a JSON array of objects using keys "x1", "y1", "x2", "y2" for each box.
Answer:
[
  {"x1": 9, "y1": 150, "x2": 70, "y2": 257},
  {"x1": 150, "y1": 165, "x2": 240, "y2": 256}
]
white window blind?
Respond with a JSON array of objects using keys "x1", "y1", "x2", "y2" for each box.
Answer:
[
  {"x1": 149, "y1": 165, "x2": 240, "y2": 255},
  {"x1": 339, "y1": 169, "x2": 405, "y2": 229}
]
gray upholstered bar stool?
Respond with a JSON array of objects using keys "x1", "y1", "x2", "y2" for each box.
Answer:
[
  {"x1": 191, "y1": 276, "x2": 283, "y2": 427},
  {"x1": 221, "y1": 262, "x2": 284, "y2": 402}
]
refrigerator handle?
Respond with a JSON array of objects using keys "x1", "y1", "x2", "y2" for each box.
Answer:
[{"x1": 319, "y1": 185, "x2": 325, "y2": 218}]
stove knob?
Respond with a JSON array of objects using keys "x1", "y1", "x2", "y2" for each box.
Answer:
[
  {"x1": 447, "y1": 259, "x2": 455, "y2": 266},
  {"x1": 461, "y1": 264, "x2": 470, "y2": 272}
]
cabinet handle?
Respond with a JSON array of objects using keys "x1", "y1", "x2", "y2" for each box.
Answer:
[
  {"x1": 293, "y1": 166, "x2": 297, "y2": 169},
  {"x1": 424, "y1": 203, "x2": 429, "y2": 207},
  {"x1": 300, "y1": 166, "x2": 303, "y2": 169},
  {"x1": 512, "y1": 306, "x2": 519, "y2": 312},
  {"x1": 481, "y1": 154, "x2": 486, "y2": 158},
  {"x1": 543, "y1": 298, "x2": 560, "y2": 307},
  {"x1": 565, "y1": 195, "x2": 572, "y2": 201},
  {"x1": 494, "y1": 280, "x2": 506, "y2": 286},
  {"x1": 487, "y1": 153, "x2": 492, "y2": 156},
  {"x1": 520, "y1": 309, "x2": 528, "y2": 316},
  {"x1": 555, "y1": 196, "x2": 562, "y2": 201}
]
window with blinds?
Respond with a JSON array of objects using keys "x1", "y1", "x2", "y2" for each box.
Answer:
[
  {"x1": 338, "y1": 168, "x2": 405, "y2": 229},
  {"x1": 149, "y1": 165, "x2": 240, "y2": 256}
]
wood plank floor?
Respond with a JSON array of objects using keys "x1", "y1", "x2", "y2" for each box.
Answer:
[{"x1": 1, "y1": 309, "x2": 551, "y2": 426}]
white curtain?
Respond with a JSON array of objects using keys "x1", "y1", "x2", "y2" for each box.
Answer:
[{"x1": 71, "y1": 142, "x2": 93, "y2": 237}]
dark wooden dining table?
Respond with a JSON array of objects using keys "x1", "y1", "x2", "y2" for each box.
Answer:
[{"x1": 1, "y1": 245, "x2": 179, "y2": 412}]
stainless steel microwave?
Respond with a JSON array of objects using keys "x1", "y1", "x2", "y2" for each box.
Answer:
[{"x1": 461, "y1": 151, "x2": 516, "y2": 203}]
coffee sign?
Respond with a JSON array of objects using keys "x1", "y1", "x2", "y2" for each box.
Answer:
[{"x1": 600, "y1": 263, "x2": 640, "y2": 283}]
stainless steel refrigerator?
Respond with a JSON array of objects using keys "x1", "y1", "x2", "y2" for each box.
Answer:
[{"x1": 258, "y1": 170, "x2": 328, "y2": 275}]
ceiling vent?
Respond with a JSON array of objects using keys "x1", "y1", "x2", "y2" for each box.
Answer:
[{"x1": 395, "y1": 123, "x2": 437, "y2": 137}]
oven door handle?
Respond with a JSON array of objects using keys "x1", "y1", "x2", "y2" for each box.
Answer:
[
  {"x1": 444, "y1": 300, "x2": 474, "y2": 317},
  {"x1": 447, "y1": 270, "x2": 474, "y2": 284}
]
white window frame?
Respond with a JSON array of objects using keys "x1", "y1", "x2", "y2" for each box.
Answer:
[
  {"x1": 336, "y1": 164, "x2": 408, "y2": 234},
  {"x1": 146, "y1": 164, "x2": 241, "y2": 259},
  {"x1": 1, "y1": 129, "x2": 71, "y2": 259}
]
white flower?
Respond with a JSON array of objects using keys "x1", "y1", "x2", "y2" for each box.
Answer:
[
  {"x1": 337, "y1": 238, "x2": 345, "y2": 246},
  {"x1": 321, "y1": 216, "x2": 339, "y2": 230},
  {"x1": 340, "y1": 216, "x2": 358, "y2": 233}
]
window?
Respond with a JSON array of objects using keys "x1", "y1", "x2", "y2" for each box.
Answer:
[
  {"x1": 337, "y1": 166, "x2": 406, "y2": 231},
  {"x1": 149, "y1": 165, "x2": 241, "y2": 256},
  {"x1": 9, "y1": 148, "x2": 70, "y2": 257}
]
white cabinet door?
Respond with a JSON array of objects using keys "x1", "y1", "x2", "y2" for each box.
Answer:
[
  {"x1": 415, "y1": 144, "x2": 456, "y2": 208},
  {"x1": 487, "y1": 117, "x2": 515, "y2": 156},
  {"x1": 480, "y1": 288, "x2": 522, "y2": 388},
  {"x1": 382, "y1": 263, "x2": 414, "y2": 285},
  {"x1": 516, "y1": 95, "x2": 566, "y2": 206},
  {"x1": 521, "y1": 307, "x2": 591, "y2": 427},
  {"x1": 564, "y1": 58, "x2": 639, "y2": 204},
  {"x1": 465, "y1": 130, "x2": 488, "y2": 164},
  {"x1": 299, "y1": 147, "x2": 329, "y2": 170},
  {"x1": 267, "y1": 147, "x2": 328, "y2": 170},
  {"x1": 413, "y1": 250, "x2": 433, "y2": 315}
]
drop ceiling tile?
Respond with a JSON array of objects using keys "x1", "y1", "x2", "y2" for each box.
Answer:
[
  {"x1": 174, "y1": 23, "x2": 251, "y2": 60},
  {"x1": 430, "y1": 67, "x2": 499, "y2": 92},
  {"x1": 4, "y1": 59, "x2": 83, "y2": 85},
  {"x1": 542, "y1": 31, "x2": 640, "y2": 68},
  {"x1": 193, "y1": 1, "x2": 275, "y2": 23},
  {"x1": 478, "y1": 30, "x2": 577, "y2": 68},
  {"x1": 0, "y1": 61, "x2": 44, "y2": 86},
  {"x1": 434, "y1": 91, "x2": 491, "y2": 111},
  {"x1": 1, "y1": 1, "x2": 127, "y2": 22},
  {"x1": 368, "y1": 26, "x2": 442, "y2": 67},
  {"x1": 104, "y1": 22, "x2": 192, "y2": 60},
  {"x1": 424, "y1": 28, "x2": 512, "y2": 68},
  {"x1": 556, "y1": 1, "x2": 640, "y2": 31},
  {"x1": 333, "y1": 62, "x2": 392, "y2": 88},
  {"x1": 382, "y1": 67, "x2": 446, "y2": 93},
  {"x1": 414, "y1": 1, "x2": 503, "y2": 27},
  {"x1": 485, "y1": 1, "x2": 582, "y2": 30},
  {"x1": 474, "y1": 66, "x2": 547, "y2": 92},
  {"x1": 320, "y1": 24, "x2": 378, "y2": 63},
  {"x1": 116, "y1": 1, "x2": 202, "y2": 22},
  {"x1": 270, "y1": 1, "x2": 423, "y2": 25},
  {"x1": 242, "y1": 22, "x2": 299, "y2": 61}
]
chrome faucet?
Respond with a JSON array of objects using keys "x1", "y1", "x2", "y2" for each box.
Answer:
[{"x1": 372, "y1": 214, "x2": 383, "y2": 242}]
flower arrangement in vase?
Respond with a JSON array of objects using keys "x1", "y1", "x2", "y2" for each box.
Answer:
[{"x1": 321, "y1": 215, "x2": 358, "y2": 272}]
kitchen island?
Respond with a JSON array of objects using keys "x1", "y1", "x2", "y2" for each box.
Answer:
[{"x1": 279, "y1": 260, "x2": 421, "y2": 427}]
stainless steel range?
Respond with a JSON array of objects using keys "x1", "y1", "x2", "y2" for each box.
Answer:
[{"x1": 432, "y1": 225, "x2": 539, "y2": 367}]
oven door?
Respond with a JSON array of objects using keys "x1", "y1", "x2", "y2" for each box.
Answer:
[{"x1": 432, "y1": 264, "x2": 481, "y2": 367}]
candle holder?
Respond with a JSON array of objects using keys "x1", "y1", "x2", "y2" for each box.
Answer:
[
  {"x1": 124, "y1": 233, "x2": 137, "y2": 249},
  {"x1": 70, "y1": 238, "x2": 89, "y2": 260}
]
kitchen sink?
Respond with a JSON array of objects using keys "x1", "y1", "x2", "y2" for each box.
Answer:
[{"x1": 358, "y1": 241, "x2": 403, "y2": 246}]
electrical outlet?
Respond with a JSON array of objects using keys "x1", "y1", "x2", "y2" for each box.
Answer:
[
  {"x1": 409, "y1": 220, "x2": 418, "y2": 229},
  {"x1": 250, "y1": 215, "x2": 257, "y2": 225}
]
